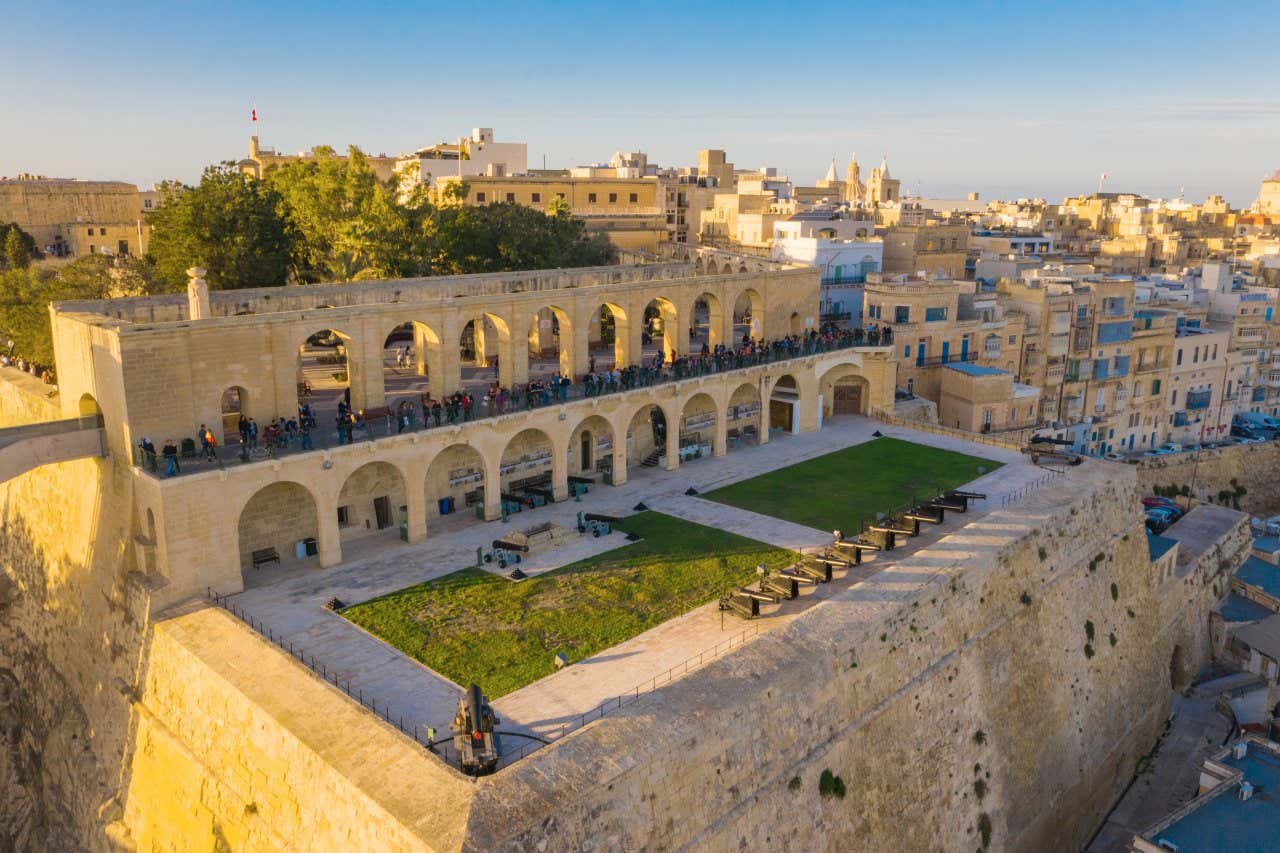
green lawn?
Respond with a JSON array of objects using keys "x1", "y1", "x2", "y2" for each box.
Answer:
[
  {"x1": 340, "y1": 512, "x2": 794, "y2": 697},
  {"x1": 704, "y1": 436, "x2": 1000, "y2": 533}
]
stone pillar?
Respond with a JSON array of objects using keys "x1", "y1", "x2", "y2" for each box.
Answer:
[
  {"x1": 403, "y1": 460, "x2": 428, "y2": 544},
  {"x1": 665, "y1": 402, "x2": 681, "y2": 471},
  {"x1": 610, "y1": 439, "x2": 628, "y2": 487},
  {"x1": 472, "y1": 317, "x2": 488, "y2": 368},
  {"x1": 612, "y1": 310, "x2": 631, "y2": 368},
  {"x1": 759, "y1": 379, "x2": 772, "y2": 445},
  {"x1": 628, "y1": 307, "x2": 646, "y2": 368},
  {"x1": 551, "y1": 446, "x2": 569, "y2": 502},
  {"x1": 315, "y1": 491, "x2": 343, "y2": 568},
  {"x1": 706, "y1": 300, "x2": 725, "y2": 349},
  {"x1": 571, "y1": 312, "x2": 590, "y2": 379},
  {"x1": 483, "y1": 456, "x2": 503, "y2": 521},
  {"x1": 187, "y1": 267, "x2": 211, "y2": 321},
  {"x1": 347, "y1": 335, "x2": 385, "y2": 414},
  {"x1": 712, "y1": 406, "x2": 728, "y2": 457}
]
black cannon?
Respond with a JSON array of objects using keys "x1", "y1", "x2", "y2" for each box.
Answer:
[
  {"x1": 719, "y1": 592, "x2": 760, "y2": 619},
  {"x1": 451, "y1": 684, "x2": 500, "y2": 775},
  {"x1": 761, "y1": 574, "x2": 799, "y2": 600},
  {"x1": 794, "y1": 561, "x2": 833, "y2": 583},
  {"x1": 737, "y1": 586, "x2": 781, "y2": 605},
  {"x1": 904, "y1": 507, "x2": 943, "y2": 526},
  {"x1": 779, "y1": 568, "x2": 821, "y2": 586}
]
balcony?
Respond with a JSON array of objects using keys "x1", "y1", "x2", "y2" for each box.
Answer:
[
  {"x1": 1185, "y1": 389, "x2": 1212, "y2": 410},
  {"x1": 1135, "y1": 358, "x2": 1169, "y2": 374}
]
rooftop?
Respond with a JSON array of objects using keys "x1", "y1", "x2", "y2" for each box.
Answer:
[
  {"x1": 1218, "y1": 593, "x2": 1274, "y2": 623},
  {"x1": 1147, "y1": 530, "x2": 1178, "y2": 562},
  {"x1": 1236, "y1": 556, "x2": 1280, "y2": 600},
  {"x1": 1154, "y1": 740, "x2": 1280, "y2": 851},
  {"x1": 946, "y1": 363, "x2": 1008, "y2": 377}
]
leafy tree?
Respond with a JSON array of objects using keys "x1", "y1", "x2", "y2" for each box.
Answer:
[
  {"x1": 421, "y1": 203, "x2": 616, "y2": 275},
  {"x1": 145, "y1": 165, "x2": 294, "y2": 291},
  {"x1": 0, "y1": 223, "x2": 37, "y2": 270},
  {"x1": 265, "y1": 146, "x2": 422, "y2": 282}
]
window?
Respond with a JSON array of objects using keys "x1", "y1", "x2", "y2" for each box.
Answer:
[
  {"x1": 144, "y1": 199, "x2": 152, "y2": 209},
  {"x1": 1170, "y1": 389, "x2": 1177, "y2": 406},
  {"x1": 904, "y1": 345, "x2": 911, "y2": 358},
  {"x1": 894, "y1": 305, "x2": 910, "y2": 323},
  {"x1": 505, "y1": 192, "x2": 516, "y2": 203},
  {"x1": 88, "y1": 245, "x2": 95, "y2": 254},
  {"x1": 556, "y1": 192, "x2": 566, "y2": 200},
  {"x1": 924, "y1": 307, "x2": 947, "y2": 322},
  {"x1": 1008, "y1": 335, "x2": 1017, "y2": 345},
  {"x1": 629, "y1": 193, "x2": 638, "y2": 203},
  {"x1": 588, "y1": 193, "x2": 597, "y2": 203},
  {"x1": 337, "y1": 506, "x2": 351, "y2": 527},
  {"x1": 608, "y1": 193, "x2": 618, "y2": 203},
  {"x1": 1176, "y1": 348, "x2": 1183, "y2": 366},
  {"x1": 87, "y1": 227, "x2": 93, "y2": 236},
  {"x1": 1192, "y1": 347, "x2": 1199, "y2": 364},
  {"x1": 531, "y1": 192, "x2": 541, "y2": 203},
  {"x1": 476, "y1": 192, "x2": 486, "y2": 203},
  {"x1": 1212, "y1": 344, "x2": 1218, "y2": 360}
]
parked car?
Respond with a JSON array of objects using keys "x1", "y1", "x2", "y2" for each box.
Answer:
[
  {"x1": 1142, "y1": 496, "x2": 1184, "y2": 516},
  {"x1": 1235, "y1": 412, "x2": 1280, "y2": 432},
  {"x1": 1145, "y1": 447, "x2": 1175, "y2": 457},
  {"x1": 1145, "y1": 514, "x2": 1171, "y2": 534}
]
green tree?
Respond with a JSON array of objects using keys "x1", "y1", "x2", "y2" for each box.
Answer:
[
  {"x1": 0, "y1": 223, "x2": 37, "y2": 270},
  {"x1": 265, "y1": 146, "x2": 422, "y2": 282},
  {"x1": 145, "y1": 165, "x2": 294, "y2": 291},
  {"x1": 0, "y1": 256, "x2": 126, "y2": 366},
  {"x1": 421, "y1": 202, "x2": 616, "y2": 275}
]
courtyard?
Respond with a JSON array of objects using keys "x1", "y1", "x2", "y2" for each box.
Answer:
[
  {"x1": 341, "y1": 512, "x2": 794, "y2": 697},
  {"x1": 703, "y1": 435, "x2": 1000, "y2": 533}
]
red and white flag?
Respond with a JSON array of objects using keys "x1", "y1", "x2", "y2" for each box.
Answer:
[
  {"x1": 1100, "y1": 172, "x2": 1108, "y2": 182},
  {"x1": 251, "y1": 107, "x2": 258, "y2": 123}
]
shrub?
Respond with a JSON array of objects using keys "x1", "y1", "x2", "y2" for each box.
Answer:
[
  {"x1": 818, "y1": 769, "x2": 846, "y2": 800},
  {"x1": 1085, "y1": 620, "x2": 1095, "y2": 641},
  {"x1": 973, "y1": 729, "x2": 987, "y2": 745},
  {"x1": 788, "y1": 776, "x2": 801, "y2": 792},
  {"x1": 1110, "y1": 583, "x2": 1119, "y2": 601},
  {"x1": 974, "y1": 779, "x2": 987, "y2": 801},
  {"x1": 1085, "y1": 643, "x2": 1095, "y2": 658},
  {"x1": 1020, "y1": 592, "x2": 1032, "y2": 606},
  {"x1": 978, "y1": 813, "x2": 993, "y2": 849},
  {"x1": 1038, "y1": 546, "x2": 1047, "y2": 561}
]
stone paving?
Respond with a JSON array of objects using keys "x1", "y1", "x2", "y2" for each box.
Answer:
[{"x1": 221, "y1": 416, "x2": 1047, "y2": 758}]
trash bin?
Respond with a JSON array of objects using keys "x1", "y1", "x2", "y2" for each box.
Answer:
[
  {"x1": 475, "y1": 504, "x2": 485, "y2": 520},
  {"x1": 295, "y1": 540, "x2": 308, "y2": 560},
  {"x1": 438, "y1": 496, "x2": 454, "y2": 515},
  {"x1": 399, "y1": 521, "x2": 408, "y2": 542},
  {"x1": 303, "y1": 537, "x2": 318, "y2": 557}
]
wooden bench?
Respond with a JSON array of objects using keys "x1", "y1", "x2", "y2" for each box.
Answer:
[{"x1": 251, "y1": 547, "x2": 280, "y2": 569}]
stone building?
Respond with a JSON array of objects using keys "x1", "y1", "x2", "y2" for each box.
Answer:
[
  {"x1": 0, "y1": 175, "x2": 150, "y2": 258},
  {"x1": 237, "y1": 135, "x2": 399, "y2": 183}
]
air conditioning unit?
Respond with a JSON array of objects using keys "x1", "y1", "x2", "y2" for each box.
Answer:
[
  {"x1": 1234, "y1": 741, "x2": 1249, "y2": 760},
  {"x1": 1239, "y1": 781, "x2": 1254, "y2": 801}
]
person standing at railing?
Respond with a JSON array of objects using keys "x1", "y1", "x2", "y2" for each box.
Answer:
[{"x1": 162, "y1": 438, "x2": 179, "y2": 477}]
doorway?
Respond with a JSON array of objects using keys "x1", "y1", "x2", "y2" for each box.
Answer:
[{"x1": 373, "y1": 495, "x2": 393, "y2": 530}]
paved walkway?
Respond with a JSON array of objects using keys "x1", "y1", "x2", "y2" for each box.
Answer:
[{"x1": 221, "y1": 417, "x2": 1045, "y2": 759}]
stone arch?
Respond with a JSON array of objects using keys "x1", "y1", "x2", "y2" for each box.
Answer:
[
  {"x1": 500, "y1": 427, "x2": 559, "y2": 506},
  {"x1": 727, "y1": 381, "x2": 762, "y2": 446},
  {"x1": 733, "y1": 288, "x2": 764, "y2": 340},
  {"x1": 527, "y1": 305, "x2": 573, "y2": 376},
  {"x1": 78, "y1": 393, "x2": 100, "y2": 418},
  {"x1": 680, "y1": 391, "x2": 720, "y2": 460},
  {"x1": 694, "y1": 257, "x2": 706, "y2": 275},
  {"x1": 569, "y1": 414, "x2": 614, "y2": 477},
  {"x1": 789, "y1": 311, "x2": 803, "y2": 336},
  {"x1": 737, "y1": 262, "x2": 748, "y2": 274},
  {"x1": 642, "y1": 296, "x2": 680, "y2": 363},
  {"x1": 238, "y1": 481, "x2": 319, "y2": 576},
  {"x1": 381, "y1": 317, "x2": 444, "y2": 400},
  {"x1": 425, "y1": 443, "x2": 486, "y2": 521},
  {"x1": 219, "y1": 385, "x2": 248, "y2": 444},
  {"x1": 296, "y1": 325, "x2": 354, "y2": 423},
  {"x1": 690, "y1": 291, "x2": 725, "y2": 351},
  {"x1": 768, "y1": 373, "x2": 802, "y2": 433},
  {"x1": 463, "y1": 313, "x2": 511, "y2": 375},
  {"x1": 337, "y1": 461, "x2": 407, "y2": 541},
  {"x1": 626, "y1": 403, "x2": 669, "y2": 470},
  {"x1": 588, "y1": 302, "x2": 629, "y2": 369},
  {"x1": 819, "y1": 363, "x2": 871, "y2": 418}
]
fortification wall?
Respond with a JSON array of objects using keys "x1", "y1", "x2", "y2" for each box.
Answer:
[
  {"x1": 0, "y1": 367, "x2": 60, "y2": 426},
  {"x1": 461, "y1": 464, "x2": 1247, "y2": 852},
  {"x1": 1137, "y1": 442, "x2": 1280, "y2": 517}
]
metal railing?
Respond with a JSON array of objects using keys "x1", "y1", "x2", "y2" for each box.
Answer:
[
  {"x1": 137, "y1": 332, "x2": 895, "y2": 478},
  {"x1": 998, "y1": 469, "x2": 1063, "y2": 508},
  {"x1": 206, "y1": 588, "x2": 764, "y2": 772}
]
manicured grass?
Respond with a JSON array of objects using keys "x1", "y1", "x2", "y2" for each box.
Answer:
[
  {"x1": 704, "y1": 436, "x2": 1000, "y2": 533},
  {"x1": 340, "y1": 512, "x2": 794, "y2": 697}
]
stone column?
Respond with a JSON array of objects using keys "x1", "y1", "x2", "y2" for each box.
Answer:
[
  {"x1": 347, "y1": 334, "x2": 385, "y2": 413},
  {"x1": 664, "y1": 401, "x2": 681, "y2": 471},
  {"x1": 483, "y1": 455, "x2": 503, "y2": 521},
  {"x1": 610, "y1": 439, "x2": 628, "y2": 487},
  {"x1": 403, "y1": 459, "x2": 428, "y2": 544},
  {"x1": 315, "y1": 491, "x2": 343, "y2": 568},
  {"x1": 712, "y1": 405, "x2": 728, "y2": 457},
  {"x1": 186, "y1": 267, "x2": 211, "y2": 320},
  {"x1": 472, "y1": 317, "x2": 488, "y2": 368},
  {"x1": 551, "y1": 444, "x2": 569, "y2": 502},
  {"x1": 759, "y1": 377, "x2": 772, "y2": 445}
]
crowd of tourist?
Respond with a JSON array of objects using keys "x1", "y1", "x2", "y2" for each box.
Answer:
[
  {"x1": 145, "y1": 322, "x2": 893, "y2": 476},
  {"x1": 0, "y1": 353, "x2": 54, "y2": 385}
]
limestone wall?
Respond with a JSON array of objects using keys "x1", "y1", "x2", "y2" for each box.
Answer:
[
  {"x1": 0, "y1": 367, "x2": 60, "y2": 426},
  {"x1": 1136, "y1": 442, "x2": 1280, "y2": 517}
]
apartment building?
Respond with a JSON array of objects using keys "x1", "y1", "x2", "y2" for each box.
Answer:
[{"x1": 771, "y1": 211, "x2": 882, "y2": 319}]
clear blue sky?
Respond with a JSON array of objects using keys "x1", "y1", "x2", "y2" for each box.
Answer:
[{"x1": 3, "y1": 0, "x2": 1278, "y2": 205}]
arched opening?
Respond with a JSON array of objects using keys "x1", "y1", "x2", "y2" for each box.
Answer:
[
  {"x1": 425, "y1": 443, "x2": 486, "y2": 526},
  {"x1": 238, "y1": 481, "x2": 319, "y2": 582},
  {"x1": 382, "y1": 320, "x2": 443, "y2": 405},
  {"x1": 220, "y1": 386, "x2": 247, "y2": 445},
  {"x1": 462, "y1": 314, "x2": 512, "y2": 394},
  {"x1": 737, "y1": 263, "x2": 748, "y2": 274},
  {"x1": 337, "y1": 461, "x2": 408, "y2": 543},
  {"x1": 500, "y1": 427, "x2": 557, "y2": 512},
  {"x1": 143, "y1": 508, "x2": 158, "y2": 575},
  {"x1": 690, "y1": 292, "x2": 724, "y2": 353},
  {"x1": 820, "y1": 365, "x2": 871, "y2": 419},
  {"x1": 588, "y1": 303, "x2": 629, "y2": 371},
  {"x1": 569, "y1": 414, "x2": 615, "y2": 481},
  {"x1": 527, "y1": 306, "x2": 573, "y2": 379},
  {"x1": 769, "y1": 374, "x2": 801, "y2": 433},
  {"x1": 789, "y1": 311, "x2": 804, "y2": 336},
  {"x1": 679, "y1": 392, "x2": 718, "y2": 462},
  {"x1": 727, "y1": 382, "x2": 762, "y2": 447},
  {"x1": 77, "y1": 393, "x2": 100, "y2": 418},
  {"x1": 642, "y1": 297, "x2": 679, "y2": 364},
  {"x1": 733, "y1": 289, "x2": 763, "y2": 341},
  {"x1": 627, "y1": 404, "x2": 669, "y2": 471},
  {"x1": 694, "y1": 257, "x2": 706, "y2": 275},
  {"x1": 297, "y1": 327, "x2": 352, "y2": 438}
]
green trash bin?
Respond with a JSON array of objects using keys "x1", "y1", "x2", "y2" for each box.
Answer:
[
  {"x1": 399, "y1": 521, "x2": 408, "y2": 542},
  {"x1": 475, "y1": 504, "x2": 485, "y2": 520}
]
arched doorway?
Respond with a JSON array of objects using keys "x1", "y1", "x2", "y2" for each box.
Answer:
[
  {"x1": 627, "y1": 404, "x2": 669, "y2": 471},
  {"x1": 679, "y1": 392, "x2": 718, "y2": 461},
  {"x1": 733, "y1": 289, "x2": 763, "y2": 341},
  {"x1": 642, "y1": 297, "x2": 679, "y2": 363},
  {"x1": 337, "y1": 461, "x2": 408, "y2": 542},
  {"x1": 588, "y1": 303, "x2": 629, "y2": 371},
  {"x1": 820, "y1": 365, "x2": 871, "y2": 419},
  {"x1": 462, "y1": 314, "x2": 511, "y2": 392},
  {"x1": 220, "y1": 386, "x2": 247, "y2": 445},
  {"x1": 769, "y1": 374, "x2": 801, "y2": 433},
  {"x1": 425, "y1": 443, "x2": 486, "y2": 524},
  {"x1": 238, "y1": 481, "x2": 319, "y2": 581},
  {"x1": 569, "y1": 414, "x2": 615, "y2": 481},
  {"x1": 727, "y1": 381, "x2": 762, "y2": 447},
  {"x1": 528, "y1": 306, "x2": 573, "y2": 378},
  {"x1": 78, "y1": 393, "x2": 101, "y2": 418},
  {"x1": 789, "y1": 311, "x2": 804, "y2": 336},
  {"x1": 500, "y1": 428, "x2": 557, "y2": 509}
]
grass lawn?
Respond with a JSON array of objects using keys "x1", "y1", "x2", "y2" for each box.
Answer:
[
  {"x1": 704, "y1": 436, "x2": 1000, "y2": 533},
  {"x1": 340, "y1": 512, "x2": 794, "y2": 697}
]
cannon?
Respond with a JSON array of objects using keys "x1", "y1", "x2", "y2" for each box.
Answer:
[
  {"x1": 737, "y1": 586, "x2": 781, "y2": 604},
  {"x1": 794, "y1": 561, "x2": 833, "y2": 583},
  {"x1": 719, "y1": 592, "x2": 760, "y2": 619},
  {"x1": 1023, "y1": 437, "x2": 1082, "y2": 467},
  {"x1": 778, "y1": 568, "x2": 821, "y2": 586},
  {"x1": 761, "y1": 574, "x2": 799, "y2": 600},
  {"x1": 451, "y1": 684, "x2": 501, "y2": 775},
  {"x1": 904, "y1": 508, "x2": 943, "y2": 526}
]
